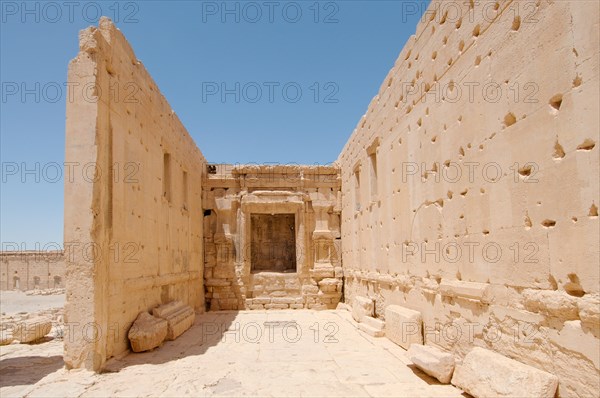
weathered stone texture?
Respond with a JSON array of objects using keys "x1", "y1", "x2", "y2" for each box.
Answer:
[
  {"x1": 128, "y1": 312, "x2": 168, "y2": 352},
  {"x1": 152, "y1": 301, "x2": 195, "y2": 341},
  {"x1": 385, "y1": 305, "x2": 423, "y2": 349},
  {"x1": 407, "y1": 344, "x2": 455, "y2": 384},
  {"x1": 338, "y1": 0, "x2": 599, "y2": 395},
  {"x1": 202, "y1": 165, "x2": 342, "y2": 311},
  {"x1": 0, "y1": 251, "x2": 64, "y2": 291},
  {"x1": 451, "y1": 347, "x2": 558, "y2": 398},
  {"x1": 352, "y1": 296, "x2": 374, "y2": 322},
  {"x1": 64, "y1": 17, "x2": 205, "y2": 371},
  {"x1": 13, "y1": 317, "x2": 52, "y2": 343}
]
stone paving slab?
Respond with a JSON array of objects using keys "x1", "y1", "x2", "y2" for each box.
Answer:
[{"x1": 1, "y1": 310, "x2": 466, "y2": 397}]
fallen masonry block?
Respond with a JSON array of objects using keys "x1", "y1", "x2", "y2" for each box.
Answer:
[
  {"x1": 152, "y1": 301, "x2": 195, "y2": 341},
  {"x1": 0, "y1": 330, "x2": 14, "y2": 345},
  {"x1": 363, "y1": 315, "x2": 385, "y2": 331},
  {"x1": 352, "y1": 296, "x2": 374, "y2": 322},
  {"x1": 407, "y1": 344, "x2": 455, "y2": 383},
  {"x1": 359, "y1": 316, "x2": 385, "y2": 337},
  {"x1": 385, "y1": 305, "x2": 422, "y2": 349},
  {"x1": 439, "y1": 280, "x2": 490, "y2": 303},
  {"x1": 451, "y1": 347, "x2": 559, "y2": 398},
  {"x1": 13, "y1": 316, "x2": 52, "y2": 343},
  {"x1": 336, "y1": 302, "x2": 351, "y2": 312},
  {"x1": 128, "y1": 311, "x2": 168, "y2": 352}
]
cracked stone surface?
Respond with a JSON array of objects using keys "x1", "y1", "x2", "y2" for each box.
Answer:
[{"x1": 0, "y1": 310, "x2": 465, "y2": 397}]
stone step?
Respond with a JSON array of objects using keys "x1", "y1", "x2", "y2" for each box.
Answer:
[
  {"x1": 358, "y1": 322, "x2": 385, "y2": 337},
  {"x1": 362, "y1": 316, "x2": 385, "y2": 331}
]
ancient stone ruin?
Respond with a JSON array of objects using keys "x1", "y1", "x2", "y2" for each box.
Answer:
[{"x1": 59, "y1": 1, "x2": 598, "y2": 397}]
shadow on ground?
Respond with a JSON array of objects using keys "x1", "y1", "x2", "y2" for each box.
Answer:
[
  {"x1": 103, "y1": 311, "x2": 238, "y2": 372},
  {"x1": 0, "y1": 355, "x2": 64, "y2": 388}
]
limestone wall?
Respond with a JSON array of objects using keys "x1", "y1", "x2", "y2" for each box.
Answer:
[
  {"x1": 0, "y1": 251, "x2": 64, "y2": 291},
  {"x1": 64, "y1": 18, "x2": 206, "y2": 370},
  {"x1": 337, "y1": 1, "x2": 599, "y2": 396},
  {"x1": 203, "y1": 165, "x2": 342, "y2": 310}
]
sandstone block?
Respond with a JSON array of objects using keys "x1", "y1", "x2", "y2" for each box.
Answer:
[
  {"x1": 290, "y1": 304, "x2": 304, "y2": 309},
  {"x1": 265, "y1": 303, "x2": 288, "y2": 310},
  {"x1": 252, "y1": 297, "x2": 271, "y2": 305},
  {"x1": 407, "y1": 344, "x2": 455, "y2": 383},
  {"x1": 439, "y1": 280, "x2": 491, "y2": 303},
  {"x1": 271, "y1": 297, "x2": 296, "y2": 305},
  {"x1": 352, "y1": 296, "x2": 374, "y2": 322},
  {"x1": 451, "y1": 347, "x2": 558, "y2": 397},
  {"x1": 318, "y1": 278, "x2": 340, "y2": 293},
  {"x1": 152, "y1": 301, "x2": 195, "y2": 341},
  {"x1": 0, "y1": 330, "x2": 14, "y2": 345},
  {"x1": 385, "y1": 305, "x2": 422, "y2": 349},
  {"x1": 302, "y1": 285, "x2": 319, "y2": 294},
  {"x1": 522, "y1": 289, "x2": 579, "y2": 322},
  {"x1": 212, "y1": 265, "x2": 235, "y2": 279},
  {"x1": 310, "y1": 267, "x2": 335, "y2": 279},
  {"x1": 13, "y1": 316, "x2": 52, "y2": 343},
  {"x1": 359, "y1": 322, "x2": 384, "y2": 337},
  {"x1": 127, "y1": 311, "x2": 168, "y2": 352},
  {"x1": 578, "y1": 294, "x2": 600, "y2": 331},
  {"x1": 205, "y1": 278, "x2": 231, "y2": 287},
  {"x1": 363, "y1": 316, "x2": 385, "y2": 332}
]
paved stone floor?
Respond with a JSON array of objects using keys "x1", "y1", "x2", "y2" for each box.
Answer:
[{"x1": 1, "y1": 310, "x2": 466, "y2": 397}]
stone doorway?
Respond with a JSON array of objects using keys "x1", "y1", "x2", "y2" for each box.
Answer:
[{"x1": 251, "y1": 214, "x2": 296, "y2": 273}]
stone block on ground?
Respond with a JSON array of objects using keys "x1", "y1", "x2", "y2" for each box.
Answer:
[
  {"x1": 451, "y1": 347, "x2": 559, "y2": 397},
  {"x1": 152, "y1": 301, "x2": 195, "y2": 341},
  {"x1": 336, "y1": 302, "x2": 351, "y2": 312},
  {"x1": 363, "y1": 315, "x2": 385, "y2": 331},
  {"x1": 352, "y1": 296, "x2": 374, "y2": 322},
  {"x1": 384, "y1": 305, "x2": 422, "y2": 349},
  {"x1": 0, "y1": 330, "x2": 14, "y2": 345},
  {"x1": 359, "y1": 315, "x2": 385, "y2": 337},
  {"x1": 128, "y1": 311, "x2": 168, "y2": 352},
  {"x1": 13, "y1": 316, "x2": 52, "y2": 343},
  {"x1": 407, "y1": 344, "x2": 455, "y2": 383}
]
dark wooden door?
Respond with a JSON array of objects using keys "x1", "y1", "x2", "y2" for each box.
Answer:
[{"x1": 251, "y1": 214, "x2": 296, "y2": 273}]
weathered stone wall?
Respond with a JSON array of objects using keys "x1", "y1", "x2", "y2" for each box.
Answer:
[
  {"x1": 337, "y1": 1, "x2": 599, "y2": 396},
  {"x1": 0, "y1": 251, "x2": 64, "y2": 291},
  {"x1": 203, "y1": 165, "x2": 342, "y2": 310},
  {"x1": 64, "y1": 18, "x2": 206, "y2": 371}
]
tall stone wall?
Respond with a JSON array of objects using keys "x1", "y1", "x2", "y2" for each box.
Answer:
[
  {"x1": 337, "y1": 1, "x2": 599, "y2": 396},
  {"x1": 0, "y1": 251, "x2": 64, "y2": 291},
  {"x1": 203, "y1": 165, "x2": 342, "y2": 311},
  {"x1": 64, "y1": 18, "x2": 206, "y2": 371}
]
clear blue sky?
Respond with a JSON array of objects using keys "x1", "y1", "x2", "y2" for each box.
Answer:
[{"x1": 0, "y1": 0, "x2": 427, "y2": 248}]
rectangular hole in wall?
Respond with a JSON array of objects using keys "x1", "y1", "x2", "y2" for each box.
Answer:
[
  {"x1": 182, "y1": 170, "x2": 188, "y2": 210},
  {"x1": 163, "y1": 152, "x2": 171, "y2": 202},
  {"x1": 251, "y1": 214, "x2": 296, "y2": 273},
  {"x1": 369, "y1": 152, "x2": 378, "y2": 200},
  {"x1": 354, "y1": 170, "x2": 361, "y2": 211}
]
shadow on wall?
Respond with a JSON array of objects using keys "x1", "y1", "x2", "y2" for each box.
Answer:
[
  {"x1": 0, "y1": 354, "x2": 64, "y2": 388},
  {"x1": 102, "y1": 312, "x2": 238, "y2": 372}
]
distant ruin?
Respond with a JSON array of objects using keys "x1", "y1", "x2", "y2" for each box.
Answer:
[
  {"x1": 62, "y1": 1, "x2": 598, "y2": 396},
  {"x1": 0, "y1": 251, "x2": 64, "y2": 291}
]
